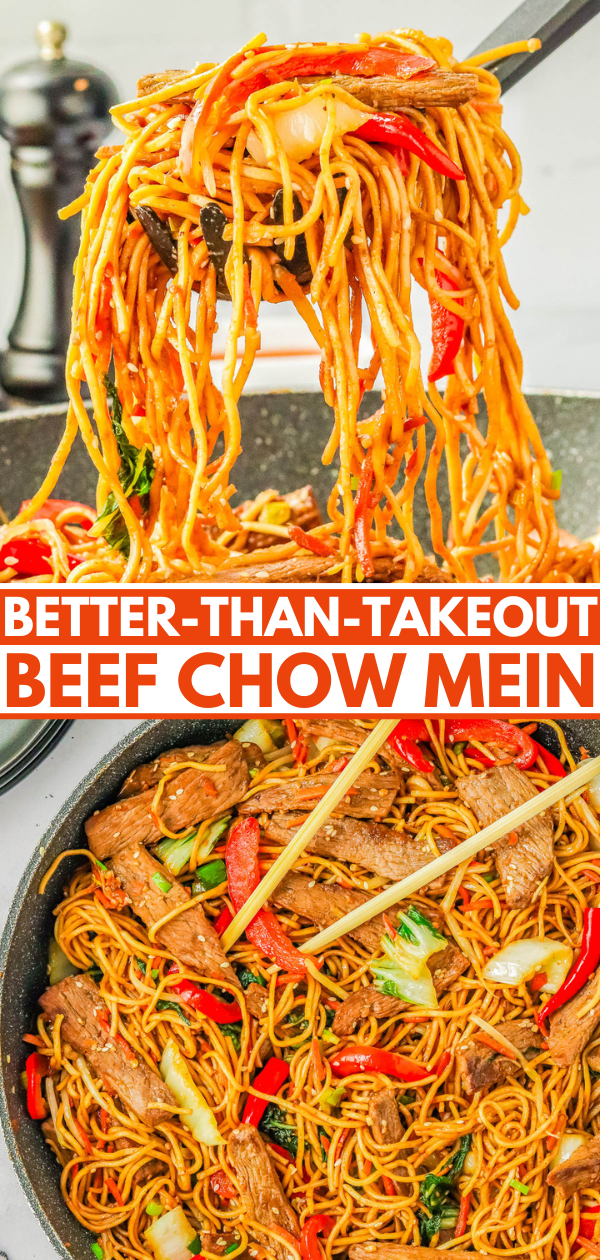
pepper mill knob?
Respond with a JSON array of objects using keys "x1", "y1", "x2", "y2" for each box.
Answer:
[
  {"x1": 0, "y1": 22, "x2": 118, "y2": 402},
  {"x1": 36, "y1": 20, "x2": 67, "y2": 61}
]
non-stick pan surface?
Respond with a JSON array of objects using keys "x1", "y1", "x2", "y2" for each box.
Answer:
[{"x1": 1, "y1": 716, "x2": 599, "y2": 1259}]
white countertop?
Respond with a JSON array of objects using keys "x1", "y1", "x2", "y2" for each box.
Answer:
[{"x1": 0, "y1": 720, "x2": 139, "y2": 1260}]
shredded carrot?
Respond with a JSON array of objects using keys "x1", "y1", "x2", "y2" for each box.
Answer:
[
  {"x1": 507, "y1": 831, "x2": 519, "y2": 846},
  {"x1": 530, "y1": 971, "x2": 547, "y2": 993},
  {"x1": 312, "y1": 1036, "x2": 324, "y2": 1084},
  {"x1": 578, "y1": 1238, "x2": 600, "y2": 1259},
  {"x1": 22, "y1": 1033, "x2": 45, "y2": 1046},
  {"x1": 383, "y1": 913, "x2": 397, "y2": 939},
  {"x1": 468, "y1": 898, "x2": 494, "y2": 912},
  {"x1": 284, "y1": 718, "x2": 297, "y2": 745},
  {"x1": 382, "y1": 1175, "x2": 395, "y2": 1196},
  {"x1": 474, "y1": 1031, "x2": 517, "y2": 1060},
  {"x1": 74, "y1": 1118, "x2": 93, "y2": 1155},
  {"x1": 458, "y1": 884, "x2": 470, "y2": 907},
  {"x1": 546, "y1": 1114, "x2": 565, "y2": 1150},
  {"x1": 106, "y1": 1176, "x2": 124, "y2": 1206},
  {"x1": 434, "y1": 823, "x2": 456, "y2": 839}
]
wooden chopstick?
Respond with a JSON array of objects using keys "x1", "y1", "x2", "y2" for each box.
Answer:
[
  {"x1": 220, "y1": 717, "x2": 398, "y2": 952},
  {"x1": 300, "y1": 753, "x2": 600, "y2": 955}
]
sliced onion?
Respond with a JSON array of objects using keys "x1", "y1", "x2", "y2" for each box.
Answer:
[
  {"x1": 483, "y1": 938, "x2": 573, "y2": 993},
  {"x1": 247, "y1": 98, "x2": 369, "y2": 165},
  {"x1": 550, "y1": 1130, "x2": 589, "y2": 1170},
  {"x1": 588, "y1": 774, "x2": 600, "y2": 813},
  {"x1": 180, "y1": 98, "x2": 204, "y2": 183},
  {"x1": 146, "y1": 1205, "x2": 198, "y2": 1260},
  {"x1": 234, "y1": 718, "x2": 276, "y2": 754}
]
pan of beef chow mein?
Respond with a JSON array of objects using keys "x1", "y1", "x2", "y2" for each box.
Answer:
[
  {"x1": 1, "y1": 30, "x2": 599, "y2": 586},
  {"x1": 4, "y1": 717, "x2": 600, "y2": 1260}
]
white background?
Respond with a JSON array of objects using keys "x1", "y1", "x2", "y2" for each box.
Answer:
[
  {"x1": 0, "y1": 720, "x2": 137, "y2": 1260},
  {"x1": 1, "y1": 0, "x2": 600, "y2": 391}
]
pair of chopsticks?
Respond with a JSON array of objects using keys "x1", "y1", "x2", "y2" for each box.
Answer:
[{"x1": 221, "y1": 718, "x2": 600, "y2": 958}]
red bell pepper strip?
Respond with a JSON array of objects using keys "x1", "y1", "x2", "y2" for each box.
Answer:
[
  {"x1": 455, "y1": 1192, "x2": 471, "y2": 1238},
  {"x1": 25, "y1": 1051, "x2": 50, "y2": 1119},
  {"x1": 579, "y1": 1206, "x2": 600, "y2": 1241},
  {"x1": 329, "y1": 1045, "x2": 429, "y2": 1082},
  {"x1": 353, "y1": 452, "x2": 376, "y2": 579},
  {"x1": 353, "y1": 113, "x2": 465, "y2": 183},
  {"x1": 19, "y1": 498, "x2": 95, "y2": 529},
  {"x1": 444, "y1": 719, "x2": 537, "y2": 770},
  {"x1": 242, "y1": 1057, "x2": 290, "y2": 1127},
  {"x1": 435, "y1": 1049, "x2": 452, "y2": 1078},
  {"x1": 224, "y1": 47, "x2": 434, "y2": 112},
  {"x1": 300, "y1": 1214, "x2": 334, "y2": 1260},
  {"x1": 427, "y1": 269, "x2": 464, "y2": 382},
  {"x1": 537, "y1": 907, "x2": 600, "y2": 1028},
  {"x1": 225, "y1": 819, "x2": 309, "y2": 973},
  {"x1": 388, "y1": 719, "x2": 434, "y2": 775},
  {"x1": 209, "y1": 1169, "x2": 236, "y2": 1200},
  {"x1": 289, "y1": 524, "x2": 335, "y2": 557},
  {"x1": 169, "y1": 976, "x2": 242, "y2": 1023},
  {"x1": 213, "y1": 905, "x2": 234, "y2": 936},
  {"x1": 0, "y1": 536, "x2": 80, "y2": 576},
  {"x1": 534, "y1": 741, "x2": 567, "y2": 778}
]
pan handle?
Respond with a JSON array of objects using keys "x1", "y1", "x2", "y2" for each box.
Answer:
[{"x1": 468, "y1": 0, "x2": 600, "y2": 91}]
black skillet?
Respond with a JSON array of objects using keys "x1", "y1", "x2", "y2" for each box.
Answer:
[{"x1": 1, "y1": 716, "x2": 600, "y2": 1260}]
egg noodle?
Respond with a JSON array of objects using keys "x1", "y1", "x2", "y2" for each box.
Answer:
[
  {"x1": 31, "y1": 718, "x2": 600, "y2": 1260},
  {"x1": 2, "y1": 31, "x2": 599, "y2": 584}
]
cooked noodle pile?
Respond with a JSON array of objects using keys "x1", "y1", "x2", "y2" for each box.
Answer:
[
  {"x1": 2, "y1": 31, "x2": 599, "y2": 584},
  {"x1": 31, "y1": 719, "x2": 600, "y2": 1260}
]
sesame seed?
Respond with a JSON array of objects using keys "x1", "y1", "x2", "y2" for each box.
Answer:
[
  {"x1": 127, "y1": 362, "x2": 138, "y2": 372},
  {"x1": 220, "y1": 962, "x2": 229, "y2": 969},
  {"x1": 308, "y1": 880, "x2": 315, "y2": 888},
  {"x1": 434, "y1": 208, "x2": 443, "y2": 222}
]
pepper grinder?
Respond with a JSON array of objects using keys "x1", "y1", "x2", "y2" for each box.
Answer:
[{"x1": 0, "y1": 21, "x2": 117, "y2": 402}]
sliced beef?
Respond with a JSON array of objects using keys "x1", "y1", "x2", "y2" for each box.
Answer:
[
  {"x1": 456, "y1": 1019, "x2": 543, "y2": 1094},
  {"x1": 39, "y1": 975, "x2": 175, "y2": 1128},
  {"x1": 456, "y1": 764, "x2": 554, "y2": 908},
  {"x1": 548, "y1": 969, "x2": 600, "y2": 1068},
  {"x1": 119, "y1": 740, "x2": 263, "y2": 798},
  {"x1": 332, "y1": 944, "x2": 468, "y2": 1036},
  {"x1": 349, "y1": 1247, "x2": 497, "y2": 1260},
  {"x1": 198, "y1": 554, "x2": 451, "y2": 584},
  {"x1": 332, "y1": 69, "x2": 479, "y2": 110},
  {"x1": 227, "y1": 1125, "x2": 299, "y2": 1260},
  {"x1": 264, "y1": 812, "x2": 452, "y2": 881},
  {"x1": 236, "y1": 485, "x2": 322, "y2": 552},
  {"x1": 368, "y1": 1088, "x2": 404, "y2": 1146},
  {"x1": 109, "y1": 844, "x2": 266, "y2": 1019},
  {"x1": 548, "y1": 1135, "x2": 600, "y2": 1196},
  {"x1": 114, "y1": 1137, "x2": 168, "y2": 1186},
  {"x1": 296, "y1": 718, "x2": 405, "y2": 776},
  {"x1": 86, "y1": 740, "x2": 250, "y2": 860},
  {"x1": 241, "y1": 771, "x2": 400, "y2": 821},
  {"x1": 271, "y1": 871, "x2": 399, "y2": 953}
]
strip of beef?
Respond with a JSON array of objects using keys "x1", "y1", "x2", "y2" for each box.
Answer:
[
  {"x1": 331, "y1": 69, "x2": 479, "y2": 110},
  {"x1": 39, "y1": 975, "x2": 175, "y2": 1128},
  {"x1": 333, "y1": 944, "x2": 468, "y2": 1036},
  {"x1": 548, "y1": 968, "x2": 600, "y2": 1067},
  {"x1": 86, "y1": 740, "x2": 250, "y2": 860},
  {"x1": 241, "y1": 771, "x2": 401, "y2": 822},
  {"x1": 456, "y1": 764, "x2": 554, "y2": 908},
  {"x1": 349, "y1": 1247, "x2": 497, "y2": 1260},
  {"x1": 548, "y1": 1135, "x2": 600, "y2": 1196},
  {"x1": 368, "y1": 1088, "x2": 404, "y2": 1146},
  {"x1": 120, "y1": 740, "x2": 264, "y2": 798},
  {"x1": 236, "y1": 485, "x2": 322, "y2": 552},
  {"x1": 227, "y1": 1125, "x2": 299, "y2": 1260},
  {"x1": 264, "y1": 813, "x2": 452, "y2": 881},
  {"x1": 272, "y1": 871, "x2": 401, "y2": 952},
  {"x1": 296, "y1": 718, "x2": 405, "y2": 777},
  {"x1": 110, "y1": 844, "x2": 266, "y2": 1019},
  {"x1": 456, "y1": 1019, "x2": 543, "y2": 1094},
  {"x1": 114, "y1": 1136, "x2": 168, "y2": 1186},
  {"x1": 198, "y1": 554, "x2": 451, "y2": 584}
]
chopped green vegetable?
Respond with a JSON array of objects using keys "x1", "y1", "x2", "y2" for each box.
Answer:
[
  {"x1": 321, "y1": 1028, "x2": 339, "y2": 1044},
  {"x1": 417, "y1": 1205, "x2": 459, "y2": 1245},
  {"x1": 448, "y1": 1134, "x2": 472, "y2": 1179},
  {"x1": 155, "y1": 999, "x2": 190, "y2": 1025},
  {"x1": 236, "y1": 965, "x2": 266, "y2": 990},
  {"x1": 322, "y1": 1084, "x2": 346, "y2": 1109},
  {"x1": 188, "y1": 1237, "x2": 202, "y2": 1256},
  {"x1": 91, "y1": 1244, "x2": 104, "y2": 1260},
  {"x1": 371, "y1": 905, "x2": 446, "y2": 1007},
  {"x1": 551, "y1": 469, "x2": 562, "y2": 491},
  {"x1": 510, "y1": 1178, "x2": 529, "y2": 1195},
  {"x1": 192, "y1": 858, "x2": 227, "y2": 894},
  {"x1": 48, "y1": 937, "x2": 79, "y2": 984},
  {"x1": 418, "y1": 1135, "x2": 472, "y2": 1242},
  {"x1": 397, "y1": 1092, "x2": 414, "y2": 1105},
  {"x1": 146, "y1": 1202, "x2": 163, "y2": 1217},
  {"x1": 90, "y1": 377, "x2": 154, "y2": 557},
  {"x1": 155, "y1": 817, "x2": 230, "y2": 877},
  {"x1": 224, "y1": 1245, "x2": 238, "y2": 1255},
  {"x1": 481, "y1": 872, "x2": 496, "y2": 883},
  {"x1": 259, "y1": 501, "x2": 291, "y2": 526},
  {"x1": 420, "y1": 1172, "x2": 456, "y2": 1212},
  {"x1": 219, "y1": 1022, "x2": 242, "y2": 1052},
  {"x1": 87, "y1": 965, "x2": 103, "y2": 984},
  {"x1": 94, "y1": 858, "x2": 108, "y2": 872},
  {"x1": 350, "y1": 475, "x2": 359, "y2": 490},
  {"x1": 452, "y1": 741, "x2": 467, "y2": 756},
  {"x1": 151, "y1": 871, "x2": 172, "y2": 895},
  {"x1": 259, "y1": 1103, "x2": 298, "y2": 1157}
]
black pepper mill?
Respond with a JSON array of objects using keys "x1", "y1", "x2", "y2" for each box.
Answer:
[{"x1": 0, "y1": 21, "x2": 117, "y2": 402}]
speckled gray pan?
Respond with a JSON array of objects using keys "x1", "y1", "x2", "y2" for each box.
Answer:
[{"x1": 1, "y1": 717, "x2": 599, "y2": 1259}]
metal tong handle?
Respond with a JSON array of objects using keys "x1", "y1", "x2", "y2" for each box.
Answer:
[{"x1": 469, "y1": 0, "x2": 600, "y2": 91}]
